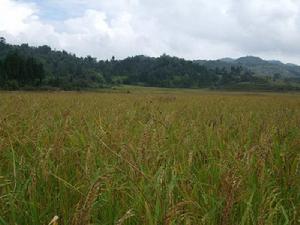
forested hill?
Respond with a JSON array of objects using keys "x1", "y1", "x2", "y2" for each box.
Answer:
[
  {"x1": 196, "y1": 56, "x2": 300, "y2": 78},
  {"x1": 0, "y1": 37, "x2": 300, "y2": 91}
]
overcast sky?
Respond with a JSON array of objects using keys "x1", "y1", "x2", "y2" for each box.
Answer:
[{"x1": 1, "y1": 0, "x2": 300, "y2": 63}]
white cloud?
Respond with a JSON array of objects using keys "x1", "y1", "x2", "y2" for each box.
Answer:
[
  {"x1": 0, "y1": 0, "x2": 36, "y2": 35},
  {"x1": 1, "y1": 0, "x2": 300, "y2": 64}
]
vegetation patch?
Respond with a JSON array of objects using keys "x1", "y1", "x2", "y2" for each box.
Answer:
[{"x1": 0, "y1": 90, "x2": 299, "y2": 224}]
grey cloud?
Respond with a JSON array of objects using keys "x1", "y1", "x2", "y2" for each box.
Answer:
[{"x1": 2, "y1": 0, "x2": 300, "y2": 63}]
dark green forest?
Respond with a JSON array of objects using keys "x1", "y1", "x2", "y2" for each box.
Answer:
[{"x1": 1, "y1": 37, "x2": 299, "y2": 91}]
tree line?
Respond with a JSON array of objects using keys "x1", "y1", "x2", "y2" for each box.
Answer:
[{"x1": 0, "y1": 37, "x2": 292, "y2": 90}]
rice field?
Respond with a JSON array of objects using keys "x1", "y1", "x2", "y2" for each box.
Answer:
[{"x1": 0, "y1": 90, "x2": 299, "y2": 225}]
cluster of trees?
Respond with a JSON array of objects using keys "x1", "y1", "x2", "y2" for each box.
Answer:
[
  {"x1": 0, "y1": 52, "x2": 44, "y2": 89},
  {"x1": 108, "y1": 55, "x2": 257, "y2": 88},
  {"x1": 1, "y1": 37, "x2": 298, "y2": 90},
  {"x1": 0, "y1": 38, "x2": 108, "y2": 89}
]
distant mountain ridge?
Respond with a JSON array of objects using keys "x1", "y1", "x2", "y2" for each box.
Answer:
[
  {"x1": 1, "y1": 37, "x2": 300, "y2": 91},
  {"x1": 196, "y1": 56, "x2": 300, "y2": 77}
]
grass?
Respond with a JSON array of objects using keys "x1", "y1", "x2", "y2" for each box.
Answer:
[{"x1": 0, "y1": 90, "x2": 299, "y2": 225}]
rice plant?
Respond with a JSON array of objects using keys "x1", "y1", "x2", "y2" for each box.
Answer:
[{"x1": 0, "y1": 90, "x2": 299, "y2": 224}]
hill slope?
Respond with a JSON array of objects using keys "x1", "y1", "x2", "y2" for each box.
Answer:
[
  {"x1": 1, "y1": 38, "x2": 300, "y2": 91},
  {"x1": 196, "y1": 56, "x2": 300, "y2": 77}
]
